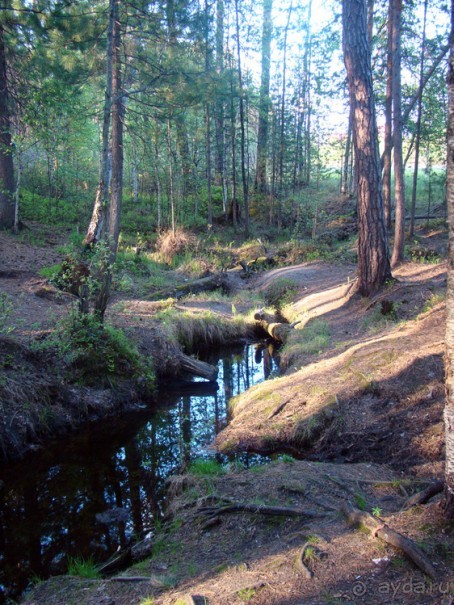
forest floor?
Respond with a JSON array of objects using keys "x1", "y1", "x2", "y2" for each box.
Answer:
[{"x1": 0, "y1": 221, "x2": 453, "y2": 605}]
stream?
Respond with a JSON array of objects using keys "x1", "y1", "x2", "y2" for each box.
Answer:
[{"x1": 0, "y1": 342, "x2": 279, "y2": 603}]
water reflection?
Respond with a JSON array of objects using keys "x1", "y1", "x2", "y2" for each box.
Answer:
[{"x1": 0, "y1": 343, "x2": 278, "y2": 602}]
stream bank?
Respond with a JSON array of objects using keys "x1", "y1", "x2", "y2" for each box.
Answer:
[{"x1": 0, "y1": 343, "x2": 279, "y2": 603}]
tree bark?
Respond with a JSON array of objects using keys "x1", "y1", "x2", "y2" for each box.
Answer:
[
  {"x1": 409, "y1": 0, "x2": 428, "y2": 239},
  {"x1": 341, "y1": 107, "x2": 353, "y2": 195},
  {"x1": 278, "y1": 1, "x2": 293, "y2": 232},
  {"x1": 390, "y1": 0, "x2": 405, "y2": 268},
  {"x1": 255, "y1": 0, "x2": 273, "y2": 193},
  {"x1": 205, "y1": 0, "x2": 212, "y2": 228},
  {"x1": 342, "y1": 0, "x2": 391, "y2": 296},
  {"x1": 382, "y1": 0, "x2": 393, "y2": 231},
  {"x1": 234, "y1": 0, "x2": 250, "y2": 238},
  {"x1": 0, "y1": 14, "x2": 15, "y2": 230},
  {"x1": 108, "y1": 0, "x2": 123, "y2": 256},
  {"x1": 444, "y1": 0, "x2": 454, "y2": 520},
  {"x1": 214, "y1": 0, "x2": 226, "y2": 211},
  {"x1": 85, "y1": 0, "x2": 114, "y2": 246}
]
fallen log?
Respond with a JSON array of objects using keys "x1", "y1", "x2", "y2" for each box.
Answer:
[
  {"x1": 254, "y1": 310, "x2": 300, "y2": 343},
  {"x1": 148, "y1": 273, "x2": 228, "y2": 301},
  {"x1": 178, "y1": 352, "x2": 218, "y2": 382},
  {"x1": 341, "y1": 501, "x2": 437, "y2": 579}
]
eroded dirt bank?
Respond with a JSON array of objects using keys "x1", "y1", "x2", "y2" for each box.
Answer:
[{"x1": 1, "y1": 227, "x2": 452, "y2": 605}]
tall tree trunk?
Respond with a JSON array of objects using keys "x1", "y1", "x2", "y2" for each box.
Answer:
[
  {"x1": 391, "y1": 0, "x2": 405, "y2": 268},
  {"x1": 93, "y1": 0, "x2": 122, "y2": 321},
  {"x1": 132, "y1": 135, "x2": 139, "y2": 204},
  {"x1": 303, "y1": 0, "x2": 312, "y2": 187},
  {"x1": 278, "y1": 1, "x2": 293, "y2": 233},
  {"x1": 0, "y1": 15, "x2": 15, "y2": 230},
  {"x1": 367, "y1": 0, "x2": 374, "y2": 42},
  {"x1": 205, "y1": 0, "x2": 212, "y2": 227},
  {"x1": 382, "y1": 0, "x2": 393, "y2": 231},
  {"x1": 234, "y1": 0, "x2": 250, "y2": 238},
  {"x1": 214, "y1": 0, "x2": 226, "y2": 212},
  {"x1": 409, "y1": 0, "x2": 428, "y2": 239},
  {"x1": 154, "y1": 136, "x2": 162, "y2": 230},
  {"x1": 229, "y1": 61, "x2": 238, "y2": 229},
  {"x1": 167, "y1": 119, "x2": 176, "y2": 235},
  {"x1": 444, "y1": 0, "x2": 454, "y2": 520},
  {"x1": 341, "y1": 107, "x2": 353, "y2": 195},
  {"x1": 85, "y1": 0, "x2": 115, "y2": 246},
  {"x1": 108, "y1": 0, "x2": 123, "y2": 257},
  {"x1": 255, "y1": 0, "x2": 273, "y2": 193},
  {"x1": 342, "y1": 0, "x2": 391, "y2": 296}
]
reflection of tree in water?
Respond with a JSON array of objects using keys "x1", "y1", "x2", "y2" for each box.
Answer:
[{"x1": 0, "y1": 343, "x2": 279, "y2": 603}]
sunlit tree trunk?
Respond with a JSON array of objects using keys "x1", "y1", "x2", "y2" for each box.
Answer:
[
  {"x1": 409, "y1": 0, "x2": 428, "y2": 238},
  {"x1": 93, "y1": 0, "x2": 123, "y2": 321},
  {"x1": 108, "y1": 0, "x2": 124, "y2": 257},
  {"x1": 0, "y1": 13, "x2": 15, "y2": 230},
  {"x1": 444, "y1": 0, "x2": 454, "y2": 520},
  {"x1": 229, "y1": 60, "x2": 238, "y2": 229},
  {"x1": 167, "y1": 119, "x2": 176, "y2": 235},
  {"x1": 342, "y1": 0, "x2": 391, "y2": 296},
  {"x1": 382, "y1": 0, "x2": 393, "y2": 231},
  {"x1": 214, "y1": 0, "x2": 227, "y2": 213},
  {"x1": 234, "y1": 0, "x2": 250, "y2": 238},
  {"x1": 341, "y1": 107, "x2": 353, "y2": 195},
  {"x1": 154, "y1": 129, "x2": 162, "y2": 230},
  {"x1": 85, "y1": 0, "x2": 114, "y2": 246},
  {"x1": 205, "y1": 0, "x2": 212, "y2": 227},
  {"x1": 391, "y1": 0, "x2": 405, "y2": 268},
  {"x1": 278, "y1": 1, "x2": 293, "y2": 233},
  {"x1": 255, "y1": 0, "x2": 272, "y2": 193}
]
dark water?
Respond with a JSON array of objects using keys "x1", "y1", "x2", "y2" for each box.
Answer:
[{"x1": 0, "y1": 343, "x2": 279, "y2": 602}]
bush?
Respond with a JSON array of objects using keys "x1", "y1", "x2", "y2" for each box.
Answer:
[
  {"x1": 45, "y1": 309, "x2": 155, "y2": 391},
  {"x1": 156, "y1": 228, "x2": 199, "y2": 264}
]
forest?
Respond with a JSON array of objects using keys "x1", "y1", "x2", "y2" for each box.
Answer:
[{"x1": 0, "y1": 0, "x2": 453, "y2": 603}]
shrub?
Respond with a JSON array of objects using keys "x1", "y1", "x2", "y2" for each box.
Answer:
[
  {"x1": 156, "y1": 228, "x2": 199, "y2": 264},
  {"x1": 43, "y1": 309, "x2": 155, "y2": 390}
]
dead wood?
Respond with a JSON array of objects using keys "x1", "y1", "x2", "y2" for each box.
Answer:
[
  {"x1": 341, "y1": 501, "x2": 437, "y2": 579},
  {"x1": 267, "y1": 399, "x2": 290, "y2": 420},
  {"x1": 254, "y1": 310, "x2": 292, "y2": 343},
  {"x1": 147, "y1": 273, "x2": 228, "y2": 301},
  {"x1": 196, "y1": 501, "x2": 326, "y2": 520},
  {"x1": 295, "y1": 543, "x2": 313, "y2": 579},
  {"x1": 402, "y1": 480, "x2": 444, "y2": 510},
  {"x1": 177, "y1": 353, "x2": 218, "y2": 381},
  {"x1": 109, "y1": 576, "x2": 153, "y2": 582}
]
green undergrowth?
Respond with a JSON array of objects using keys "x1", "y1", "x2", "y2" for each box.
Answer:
[
  {"x1": 280, "y1": 319, "x2": 331, "y2": 370},
  {"x1": 264, "y1": 278, "x2": 299, "y2": 312},
  {"x1": 32, "y1": 308, "x2": 155, "y2": 390},
  {"x1": 67, "y1": 557, "x2": 101, "y2": 579},
  {"x1": 188, "y1": 458, "x2": 226, "y2": 477}
]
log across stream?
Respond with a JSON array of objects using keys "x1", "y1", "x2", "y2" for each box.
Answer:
[{"x1": 0, "y1": 342, "x2": 279, "y2": 603}]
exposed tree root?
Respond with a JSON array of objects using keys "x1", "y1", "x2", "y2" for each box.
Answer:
[
  {"x1": 341, "y1": 501, "x2": 437, "y2": 580},
  {"x1": 401, "y1": 480, "x2": 444, "y2": 510},
  {"x1": 195, "y1": 501, "x2": 326, "y2": 520},
  {"x1": 295, "y1": 544, "x2": 314, "y2": 579}
]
